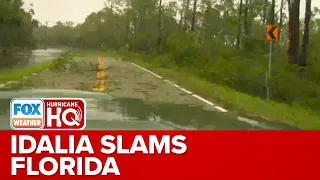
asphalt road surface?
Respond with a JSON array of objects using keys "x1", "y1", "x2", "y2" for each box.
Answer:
[{"x1": 0, "y1": 54, "x2": 299, "y2": 130}]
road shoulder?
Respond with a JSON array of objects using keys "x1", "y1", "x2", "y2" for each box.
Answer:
[{"x1": 22, "y1": 55, "x2": 215, "y2": 110}]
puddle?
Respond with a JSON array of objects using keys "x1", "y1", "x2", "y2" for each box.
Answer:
[{"x1": 0, "y1": 89, "x2": 299, "y2": 130}]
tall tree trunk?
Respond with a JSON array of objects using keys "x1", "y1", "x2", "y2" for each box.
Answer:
[
  {"x1": 300, "y1": 0, "x2": 312, "y2": 66},
  {"x1": 263, "y1": 0, "x2": 268, "y2": 24},
  {"x1": 248, "y1": 0, "x2": 253, "y2": 35},
  {"x1": 270, "y1": 0, "x2": 275, "y2": 25},
  {"x1": 144, "y1": 8, "x2": 150, "y2": 54},
  {"x1": 124, "y1": 20, "x2": 130, "y2": 45},
  {"x1": 236, "y1": 0, "x2": 243, "y2": 49},
  {"x1": 45, "y1": 21, "x2": 48, "y2": 49},
  {"x1": 157, "y1": 0, "x2": 162, "y2": 53},
  {"x1": 183, "y1": 0, "x2": 190, "y2": 31},
  {"x1": 203, "y1": 1, "x2": 211, "y2": 43},
  {"x1": 262, "y1": 0, "x2": 268, "y2": 40},
  {"x1": 270, "y1": 0, "x2": 275, "y2": 50},
  {"x1": 244, "y1": 0, "x2": 249, "y2": 35},
  {"x1": 129, "y1": 16, "x2": 137, "y2": 51},
  {"x1": 288, "y1": 0, "x2": 300, "y2": 64},
  {"x1": 279, "y1": 0, "x2": 284, "y2": 40},
  {"x1": 179, "y1": 0, "x2": 185, "y2": 30},
  {"x1": 191, "y1": 0, "x2": 197, "y2": 31}
]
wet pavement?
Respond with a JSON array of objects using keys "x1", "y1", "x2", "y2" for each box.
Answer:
[
  {"x1": 0, "y1": 89, "x2": 299, "y2": 130},
  {"x1": 0, "y1": 53, "x2": 300, "y2": 130}
]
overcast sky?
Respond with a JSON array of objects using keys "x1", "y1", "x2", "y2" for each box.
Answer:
[{"x1": 23, "y1": 0, "x2": 320, "y2": 26}]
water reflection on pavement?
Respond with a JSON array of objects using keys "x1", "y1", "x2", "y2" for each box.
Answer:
[
  {"x1": 0, "y1": 89, "x2": 299, "y2": 130},
  {"x1": 0, "y1": 48, "x2": 65, "y2": 70}
]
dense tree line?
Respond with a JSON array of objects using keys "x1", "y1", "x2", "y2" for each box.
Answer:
[
  {"x1": 35, "y1": 0, "x2": 320, "y2": 112},
  {"x1": 0, "y1": 0, "x2": 39, "y2": 54}
]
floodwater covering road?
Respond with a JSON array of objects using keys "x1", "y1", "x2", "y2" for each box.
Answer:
[
  {"x1": 0, "y1": 48, "x2": 65, "y2": 71},
  {"x1": 0, "y1": 53, "x2": 299, "y2": 130}
]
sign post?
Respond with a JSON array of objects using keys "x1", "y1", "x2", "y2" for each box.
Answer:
[{"x1": 266, "y1": 25, "x2": 279, "y2": 100}]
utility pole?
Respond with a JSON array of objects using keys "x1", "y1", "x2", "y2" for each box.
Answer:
[{"x1": 44, "y1": 21, "x2": 48, "y2": 50}]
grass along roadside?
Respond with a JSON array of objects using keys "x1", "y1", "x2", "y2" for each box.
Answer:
[
  {"x1": 0, "y1": 52, "x2": 77, "y2": 84},
  {"x1": 0, "y1": 61, "x2": 53, "y2": 83},
  {"x1": 90, "y1": 50, "x2": 320, "y2": 129}
]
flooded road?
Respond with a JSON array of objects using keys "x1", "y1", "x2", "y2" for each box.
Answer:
[
  {"x1": 0, "y1": 89, "x2": 299, "y2": 130},
  {"x1": 0, "y1": 48, "x2": 65, "y2": 70}
]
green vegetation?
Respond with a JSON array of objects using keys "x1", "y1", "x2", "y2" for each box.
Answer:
[
  {"x1": 0, "y1": 61, "x2": 52, "y2": 83},
  {"x1": 0, "y1": 0, "x2": 39, "y2": 52},
  {"x1": 84, "y1": 49, "x2": 320, "y2": 129},
  {"x1": 34, "y1": 0, "x2": 320, "y2": 128},
  {"x1": 0, "y1": 52, "x2": 76, "y2": 83}
]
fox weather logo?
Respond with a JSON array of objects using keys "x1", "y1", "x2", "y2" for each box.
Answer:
[{"x1": 10, "y1": 98, "x2": 44, "y2": 130}]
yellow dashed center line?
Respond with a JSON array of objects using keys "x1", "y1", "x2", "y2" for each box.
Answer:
[{"x1": 93, "y1": 57, "x2": 106, "y2": 92}]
